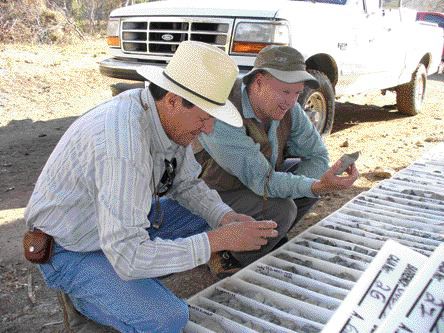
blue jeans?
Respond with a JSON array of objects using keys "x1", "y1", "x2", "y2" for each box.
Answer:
[{"x1": 38, "y1": 198, "x2": 209, "y2": 333}]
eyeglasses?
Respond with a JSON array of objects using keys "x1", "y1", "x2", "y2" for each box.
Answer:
[{"x1": 152, "y1": 158, "x2": 177, "y2": 229}]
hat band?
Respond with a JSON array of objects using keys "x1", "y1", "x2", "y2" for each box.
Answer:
[{"x1": 163, "y1": 72, "x2": 225, "y2": 106}]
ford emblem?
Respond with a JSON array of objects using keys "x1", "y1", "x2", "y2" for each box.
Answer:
[{"x1": 161, "y1": 34, "x2": 174, "y2": 41}]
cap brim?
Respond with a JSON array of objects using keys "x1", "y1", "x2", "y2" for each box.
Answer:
[
  {"x1": 243, "y1": 67, "x2": 319, "y2": 89},
  {"x1": 137, "y1": 66, "x2": 243, "y2": 128}
]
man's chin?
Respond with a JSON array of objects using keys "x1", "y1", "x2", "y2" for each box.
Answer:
[{"x1": 273, "y1": 113, "x2": 287, "y2": 121}]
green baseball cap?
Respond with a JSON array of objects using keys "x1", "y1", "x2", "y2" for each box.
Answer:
[{"x1": 243, "y1": 45, "x2": 319, "y2": 89}]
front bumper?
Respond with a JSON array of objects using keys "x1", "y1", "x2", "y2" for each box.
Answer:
[
  {"x1": 99, "y1": 57, "x2": 167, "y2": 81},
  {"x1": 99, "y1": 57, "x2": 252, "y2": 81}
]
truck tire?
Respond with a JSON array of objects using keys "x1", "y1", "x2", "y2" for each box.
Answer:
[
  {"x1": 396, "y1": 64, "x2": 427, "y2": 116},
  {"x1": 298, "y1": 70, "x2": 335, "y2": 135}
]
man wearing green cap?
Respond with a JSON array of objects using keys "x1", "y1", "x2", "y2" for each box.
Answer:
[{"x1": 195, "y1": 45, "x2": 359, "y2": 278}]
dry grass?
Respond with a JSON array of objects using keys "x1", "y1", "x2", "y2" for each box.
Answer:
[{"x1": 0, "y1": 0, "x2": 81, "y2": 44}]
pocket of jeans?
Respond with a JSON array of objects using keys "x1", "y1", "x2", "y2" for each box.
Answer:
[{"x1": 38, "y1": 261, "x2": 61, "y2": 288}]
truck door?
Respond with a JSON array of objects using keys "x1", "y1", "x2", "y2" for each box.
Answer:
[
  {"x1": 335, "y1": 0, "x2": 379, "y2": 95},
  {"x1": 362, "y1": 0, "x2": 404, "y2": 88},
  {"x1": 336, "y1": 0, "x2": 402, "y2": 95}
]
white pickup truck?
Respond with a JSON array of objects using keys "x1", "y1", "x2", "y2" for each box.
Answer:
[{"x1": 100, "y1": 0, "x2": 442, "y2": 135}]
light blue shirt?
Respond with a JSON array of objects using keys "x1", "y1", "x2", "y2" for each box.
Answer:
[{"x1": 199, "y1": 84, "x2": 329, "y2": 199}]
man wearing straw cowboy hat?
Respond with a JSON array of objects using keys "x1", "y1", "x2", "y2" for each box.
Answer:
[
  {"x1": 195, "y1": 45, "x2": 359, "y2": 278},
  {"x1": 24, "y1": 41, "x2": 278, "y2": 332}
]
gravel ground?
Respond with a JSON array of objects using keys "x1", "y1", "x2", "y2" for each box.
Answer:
[{"x1": 0, "y1": 39, "x2": 443, "y2": 332}]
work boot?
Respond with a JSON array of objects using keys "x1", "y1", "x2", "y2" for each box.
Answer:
[
  {"x1": 207, "y1": 251, "x2": 242, "y2": 279},
  {"x1": 57, "y1": 292, "x2": 116, "y2": 333}
]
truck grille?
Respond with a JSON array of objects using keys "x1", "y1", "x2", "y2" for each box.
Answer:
[
  {"x1": 121, "y1": 17, "x2": 233, "y2": 55},
  {"x1": 185, "y1": 143, "x2": 444, "y2": 332}
]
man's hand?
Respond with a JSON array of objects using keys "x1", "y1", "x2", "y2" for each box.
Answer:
[
  {"x1": 311, "y1": 159, "x2": 359, "y2": 195},
  {"x1": 207, "y1": 220, "x2": 278, "y2": 253},
  {"x1": 219, "y1": 211, "x2": 255, "y2": 226}
]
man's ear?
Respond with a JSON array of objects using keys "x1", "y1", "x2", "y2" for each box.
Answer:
[
  {"x1": 253, "y1": 73, "x2": 267, "y2": 90},
  {"x1": 165, "y1": 92, "x2": 180, "y2": 108}
]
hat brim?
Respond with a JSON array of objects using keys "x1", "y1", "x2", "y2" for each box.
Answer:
[
  {"x1": 243, "y1": 67, "x2": 319, "y2": 89},
  {"x1": 137, "y1": 66, "x2": 242, "y2": 127}
]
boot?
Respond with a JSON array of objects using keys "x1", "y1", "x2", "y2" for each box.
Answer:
[
  {"x1": 207, "y1": 251, "x2": 242, "y2": 279},
  {"x1": 57, "y1": 292, "x2": 117, "y2": 333}
]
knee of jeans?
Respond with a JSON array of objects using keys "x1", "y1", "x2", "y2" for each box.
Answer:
[
  {"x1": 267, "y1": 199, "x2": 297, "y2": 232},
  {"x1": 158, "y1": 298, "x2": 189, "y2": 332}
]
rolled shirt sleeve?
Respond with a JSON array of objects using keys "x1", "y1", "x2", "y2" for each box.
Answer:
[{"x1": 286, "y1": 103, "x2": 329, "y2": 180}]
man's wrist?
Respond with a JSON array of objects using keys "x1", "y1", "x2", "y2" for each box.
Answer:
[
  {"x1": 311, "y1": 180, "x2": 322, "y2": 196},
  {"x1": 219, "y1": 210, "x2": 235, "y2": 226},
  {"x1": 207, "y1": 230, "x2": 224, "y2": 253}
]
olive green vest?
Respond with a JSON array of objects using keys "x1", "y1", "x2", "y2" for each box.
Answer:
[{"x1": 195, "y1": 79, "x2": 292, "y2": 192}]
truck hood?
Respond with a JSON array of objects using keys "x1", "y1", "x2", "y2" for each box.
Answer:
[
  {"x1": 274, "y1": 0, "x2": 346, "y2": 20},
  {"x1": 110, "y1": 0, "x2": 288, "y2": 18}
]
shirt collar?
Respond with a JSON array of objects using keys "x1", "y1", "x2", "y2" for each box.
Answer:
[
  {"x1": 142, "y1": 88, "x2": 176, "y2": 153},
  {"x1": 240, "y1": 83, "x2": 258, "y2": 120}
]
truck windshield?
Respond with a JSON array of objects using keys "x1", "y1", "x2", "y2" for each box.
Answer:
[{"x1": 292, "y1": 0, "x2": 347, "y2": 4}]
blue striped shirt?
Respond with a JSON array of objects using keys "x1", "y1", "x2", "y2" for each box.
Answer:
[{"x1": 25, "y1": 88, "x2": 231, "y2": 280}]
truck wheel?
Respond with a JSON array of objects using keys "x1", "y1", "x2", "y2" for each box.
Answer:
[
  {"x1": 298, "y1": 70, "x2": 335, "y2": 135},
  {"x1": 396, "y1": 64, "x2": 427, "y2": 116}
]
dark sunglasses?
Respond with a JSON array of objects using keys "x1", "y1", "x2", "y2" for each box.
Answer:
[
  {"x1": 156, "y1": 158, "x2": 177, "y2": 197},
  {"x1": 151, "y1": 158, "x2": 177, "y2": 229}
]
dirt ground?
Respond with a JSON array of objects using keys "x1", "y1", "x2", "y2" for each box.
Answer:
[{"x1": 0, "y1": 39, "x2": 443, "y2": 332}]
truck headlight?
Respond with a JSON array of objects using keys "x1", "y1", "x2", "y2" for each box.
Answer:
[
  {"x1": 106, "y1": 18, "x2": 120, "y2": 48},
  {"x1": 232, "y1": 21, "x2": 290, "y2": 54}
]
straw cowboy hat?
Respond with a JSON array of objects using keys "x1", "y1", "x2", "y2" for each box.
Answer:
[{"x1": 137, "y1": 41, "x2": 242, "y2": 127}]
